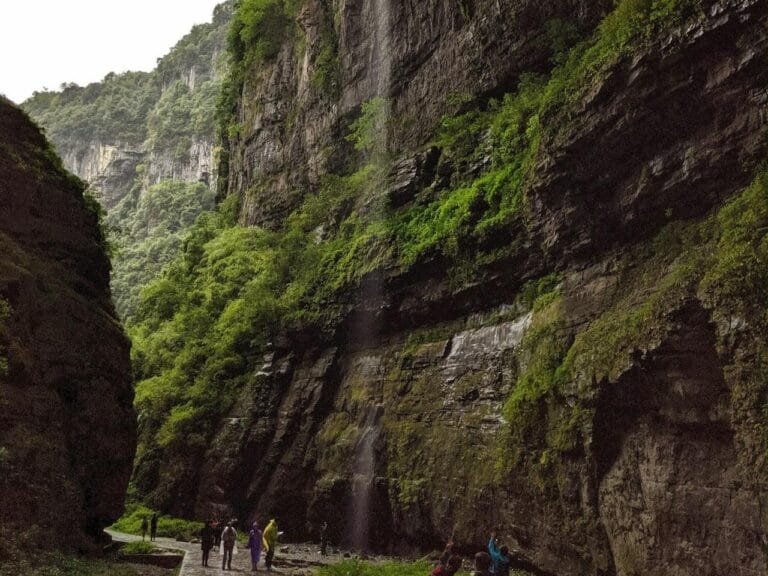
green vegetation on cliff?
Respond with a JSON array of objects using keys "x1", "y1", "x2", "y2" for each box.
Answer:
[
  {"x1": 23, "y1": 3, "x2": 233, "y2": 324},
  {"x1": 502, "y1": 170, "x2": 768, "y2": 494},
  {"x1": 130, "y1": 0, "x2": 721, "y2": 505},
  {"x1": 217, "y1": 0, "x2": 302, "y2": 188},
  {"x1": 108, "y1": 179, "x2": 216, "y2": 319},
  {"x1": 22, "y1": 73, "x2": 157, "y2": 147}
]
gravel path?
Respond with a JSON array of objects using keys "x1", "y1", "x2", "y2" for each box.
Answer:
[{"x1": 108, "y1": 530, "x2": 341, "y2": 576}]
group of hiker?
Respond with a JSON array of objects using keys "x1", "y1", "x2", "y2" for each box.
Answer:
[
  {"x1": 199, "y1": 517, "x2": 279, "y2": 571},
  {"x1": 431, "y1": 532, "x2": 513, "y2": 576},
  {"x1": 142, "y1": 511, "x2": 510, "y2": 574}
]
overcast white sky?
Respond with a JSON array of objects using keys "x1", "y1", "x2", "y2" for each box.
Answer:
[{"x1": 0, "y1": 0, "x2": 222, "y2": 104}]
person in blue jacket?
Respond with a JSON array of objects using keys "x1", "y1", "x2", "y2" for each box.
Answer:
[{"x1": 488, "y1": 532, "x2": 511, "y2": 576}]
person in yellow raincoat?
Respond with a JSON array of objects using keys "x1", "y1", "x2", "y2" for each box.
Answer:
[{"x1": 262, "y1": 518, "x2": 278, "y2": 571}]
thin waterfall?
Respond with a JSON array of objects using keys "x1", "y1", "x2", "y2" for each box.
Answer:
[
  {"x1": 372, "y1": 0, "x2": 392, "y2": 98},
  {"x1": 349, "y1": 404, "x2": 382, "y2": 551},
  {"x1": 346, "y1": 0, "x2": 391, "y2": 553}
]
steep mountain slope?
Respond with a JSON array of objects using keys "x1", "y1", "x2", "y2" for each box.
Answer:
[
  {"x1": 0, "y1": 99, "x2": 134, "y2": 555},
  {"x1": 62, "y1": 0, "x2": 768, "y2": 574},
  {"x1": 23, "y1": 2, "x2": 232, "y2": 320}
]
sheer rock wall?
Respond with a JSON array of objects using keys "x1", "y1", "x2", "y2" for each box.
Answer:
[
  {"x1": 0, "y1": 100, "x2": 135, "y2": 552},
  {"x1": 207, "y1": 0, "x2": 768, "y2": 574}
]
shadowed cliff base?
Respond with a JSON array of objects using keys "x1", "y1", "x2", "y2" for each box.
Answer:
[{"x1": 0, "y1": 98, "x2": 135, "y2": 557}]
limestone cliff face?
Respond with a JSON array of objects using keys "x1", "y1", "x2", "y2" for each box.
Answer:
[
  {"x1": 59, "y1": 135, "x2": 215, "y2": 210},
  {"x1": 0, "y1": 100, "x2": 135, "y2": 553},
  {"x1": 22, "y1": 2, "x2": 233, "y2": 211},
  {"x1": 47, "y1": 91, "x2": 217, "y2": 212},
  {"x1": 61, "y1": 142, "x2": 144, "y2": 208},
  {"x1": 22, "y1": 3, "x2": 233, "y2": 320},
  {"x1": 192, "y1": 0, "x2": 768, "y2": 574},
  {"x1": 228, "y1": 0, "x2": 613, "y2": 228}
]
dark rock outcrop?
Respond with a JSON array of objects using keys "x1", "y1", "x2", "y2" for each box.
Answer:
[
  {"x1": 528, "y1": 0, "x2": 768, "y2": 265},
  {"x1": 0, "y1": 99, "x2": 134, "y2": 553}
]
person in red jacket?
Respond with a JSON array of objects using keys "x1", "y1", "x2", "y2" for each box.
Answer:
[{"x1": 431, "y1": 555, "x2": 462, "y2": 575}]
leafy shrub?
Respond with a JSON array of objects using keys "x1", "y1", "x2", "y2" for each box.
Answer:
[
  {"x1": 229, "y1": 0, "x2": 295, "y2": 65},
  {"x1": 110, "y1": 504, "x2": 203, "y2": 542}
]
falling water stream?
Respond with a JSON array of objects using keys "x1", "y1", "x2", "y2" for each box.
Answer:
[
  {"x1": 346, "y1": 0, "x2": 391, "y2": 552},
  {"x1": 349, "y1": 404, "x2": 383, "y2": 551},
  {"x1": 372, "y1": 0, "x2": 392, "y2": 98}
]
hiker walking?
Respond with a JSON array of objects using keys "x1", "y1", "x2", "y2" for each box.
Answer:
[
  {"x1": 200, "y1": 520, "x2": 215, "y2": 567},
  {"x1": 262, "y1": 518, "x2": 278, "y2": 571},
  {"x1": 221, "y1": 521, "x2": 238, "y2": 570},
  {"x1": 140, "y1": 516, "x2": 148, "y2": 541},
  {"x1": 248, "y1": 521, "x2": 263, "y2": 571},
  {"x1": 150, "y1": 513, "x2": 158, "y2": 541}
]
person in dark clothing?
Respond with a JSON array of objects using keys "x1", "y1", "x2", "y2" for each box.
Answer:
[
  {"x1": 471, "y1": 551, "x2": 492, "y2": 576},
  {"x1": 150, "y1": 513, "x2": 158, "y2": 541},
  {"x1": 319, "y1": 521, "x2": 328, "y2": 556},
  {"x1": 140, "y1": 516, "x2": 148, "y2": 541},
  {"x1": 213, "y1": 520, "x2": 223, "y2": 548},
  {"x1": 431, "y1": 554, "x2": 462, "y2": 576},
  {"x1": 200, "y1": 520, "x2": 215, "y2": 567}
]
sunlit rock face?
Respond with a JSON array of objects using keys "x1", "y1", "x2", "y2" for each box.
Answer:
[
  {"x1": 59, "y1": 136, "x2": 215, "y2": 210},
  {"x1": 0, "y1": 99, "x2": 135, "y2": 553}
]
